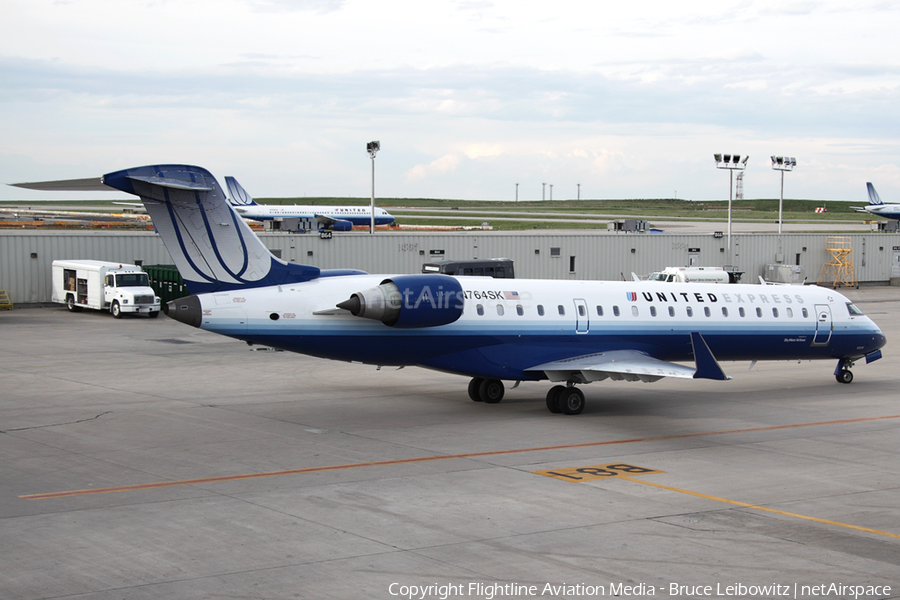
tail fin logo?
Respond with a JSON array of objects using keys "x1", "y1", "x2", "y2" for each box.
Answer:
[
  {"x1": 866, "y1": 182, "x2": 884, "y2": 206},
  {"x1": 225, "y1": 176, "x2": 257, "y2": 206}
]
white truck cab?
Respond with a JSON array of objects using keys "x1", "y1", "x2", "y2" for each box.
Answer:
[{"x1": 51, "y1": 260, "x2": 161, "y2": 318}]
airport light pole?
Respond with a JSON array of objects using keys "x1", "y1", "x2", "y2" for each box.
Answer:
[
  {"x1": 577, "y1": 183, "x2": 580, "y2": 200},
  {"x1": 771, "y1": 156, "x2": 796, "y2": 235},
  {"x1": 549, "y1": 184, "x2": 553, "y2": 201},
  {"x1": 515, "y1": 183, "x2": 518, "y2": 202},
  {"x1": 713, "y1": 153, "x2": 748, "y2": 265},
  {"x1": 367, "y1": 141, "x2": 380, "y2": 234},
  {"x1": 542, "y1": 182, "x2": 546, "y2": 201}
]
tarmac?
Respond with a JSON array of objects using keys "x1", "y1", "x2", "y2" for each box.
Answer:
[{"x1": 2, "y1": 286, "x2": 899, "y2": 600}]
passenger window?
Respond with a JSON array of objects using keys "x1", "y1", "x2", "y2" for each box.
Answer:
[
  {"x1": 578, "y1": 304, "x2": 585, "y2": 317},
  {"x1": 722, "y1": 307, "x2": 729, "y2": 317},
  {"x1": 739, "y1": 307, "x2": 746, "y2": 317},
  {"x1": 477, "y1": 304, "x2": 484, "y2": 316},
  {"x1": 631, "y1": 306, "x2": 639, "y2": 317},
  {"x1": 686, "y1": 307, "x2": 693, "y2": 317},
  {"x1": 558, "y1": 305, "x2": 565, "y2": 316},
  {"x1": 704, "y1": 306, "x2": 711, "y2": 317},
  {"x1": 773, "y1": 308, "x2": 779, "y2": 317},
  {"x1": 756, "y1": 307, "x2": 763, "y2": 317},
  {"x1": 802, "y1": 307, "x2": 809, "y2": 318},
  {"x1": 537, "y1": 305, "x2": 544, "y2": 316},
  {"x1": 787, "y1": 307, "x2": 793, "y2": 318},
  {"x1": 516, "y1": 304, "x2": 524, "y2": 316},
  {"x1": 596, "y1": 306, "x2": 604, "y2": 316},
  {"x1": 650, "y1": 306, "x2": 657, "y2": 317},
  {"x1": 497, "y1": 304, "x2": 505, "y2": 316},
  {"x1": 613, "y1": 305, "x2": 620, "y2": 317},
  {"x1": 668, "y1": 306, "x2": 675, "y2": 317}
]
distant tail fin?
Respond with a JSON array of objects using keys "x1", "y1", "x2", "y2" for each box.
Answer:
[
  {"x1": 867, "y1": 182, "x2": 884, "y2": 206},
  {"x1": 101, "y1": 165, "x2": 319, "y2": 293},
  {"x1": 225, "y1": 176, "x2": 257, "y2": 206}
]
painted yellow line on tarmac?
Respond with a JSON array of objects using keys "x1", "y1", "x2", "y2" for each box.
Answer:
[
  {"x1": 625, "y1": 477, "x2": 900, "y2": 540},
  {"x1": 20, "y1": 413, "x2": 900, "y2": 500}
]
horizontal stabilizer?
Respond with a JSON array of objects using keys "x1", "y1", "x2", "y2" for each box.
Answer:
[
  {"x1": 10, "y1": 177, "x2": 113, "y2": 192},
  {"x1": 124, "y1": 175, "x2": 212, "y2": 192}
]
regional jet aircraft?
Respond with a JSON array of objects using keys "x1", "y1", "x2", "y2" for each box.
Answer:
[
  {"x1": 18, "y1": 165, "x2": 887, "y2": 415},
  {"x1": 851, "y1": 183, "x2": 900, "y2": 221},
  {"x1": 225, "y1": 176, "x2": 394, "y2": 231}
]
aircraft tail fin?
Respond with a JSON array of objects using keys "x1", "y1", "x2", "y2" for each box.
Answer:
[
  {"x1": 101, "y1": 165, "x2": 319, "y2": 293},
  {"x1": 225, "y1": 176, "x2": 258, "y2": 206},
  {"x1": 867, "y1": 182, "x2": 883, "y2": 206}
]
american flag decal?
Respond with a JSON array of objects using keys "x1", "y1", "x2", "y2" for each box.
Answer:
[
  {"x1": 626, "y1": 292, "x2": 637, "y2": 301},
  {"x1": 503, "y1": 291, "x2": 520, "y2": 300}
]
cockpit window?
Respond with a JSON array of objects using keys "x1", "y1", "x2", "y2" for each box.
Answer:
[{"x1": 846, "y1": 302, "x2": 864, "y2": 316}]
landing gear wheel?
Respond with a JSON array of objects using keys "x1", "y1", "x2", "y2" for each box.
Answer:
[
  {"x1": 836, "y1": 369, "x2": 853, "y2": 384},
  {"x1": 559, "y1": 387, "x2": 585, "y2": 415},
  {"x1": 468, "y1": 377, "x2": 485, "y2": 402},
  {"x1": 111, "y1": 301, "x2": 123, "y2": 319},
  {"x1": 479, "y1": 379, "x2": 505, "y2": 403},
  {"x1": 546, "y1": 385, "x2": 566, "y2": 414}
]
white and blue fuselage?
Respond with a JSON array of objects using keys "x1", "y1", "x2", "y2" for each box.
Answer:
[{"x1": 178, "y1": 275, "x2": 884, "y2": 382}]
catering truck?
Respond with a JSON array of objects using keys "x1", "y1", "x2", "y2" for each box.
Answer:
[
  {"x1": 51, "y1": 260, "x2": 161, "y2": 318},
  {"x1": 648, "y1": 266, "x2": 733, "y2": 284}
]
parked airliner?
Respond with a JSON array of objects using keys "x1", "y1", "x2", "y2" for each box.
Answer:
[
  {"x1": 225, "y1": 176, "x2": 394, "y2": 231},
  {"x1": 20, "y1": 165, "x2": 887, "y2": 415},
  {"x1": 851, "y1": 183, "x2": 900, "y2": 221}
]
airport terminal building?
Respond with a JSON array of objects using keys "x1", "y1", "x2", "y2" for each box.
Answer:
[{"x1": 2, "y1": 229, "x2": 900, "y2": 305}]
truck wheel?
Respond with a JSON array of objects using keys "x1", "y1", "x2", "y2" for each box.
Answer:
[
  {"x1": 66, "y1": 295, "x2": 82, "y2": 312},
  {"x1": 148, "y1": 311, "x2": 159, "y2": 319},
  {"x1": 111, "y1": 301, "x2": 123, "y2": 319}
]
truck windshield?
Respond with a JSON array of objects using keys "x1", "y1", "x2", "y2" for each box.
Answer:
[{"x1": 116, "y1": 273, "x2": 149, "y2": 287}]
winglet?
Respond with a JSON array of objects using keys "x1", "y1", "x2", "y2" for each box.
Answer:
[{"x1": 691, "y1": 332, "x2": 731, "y2": 380}]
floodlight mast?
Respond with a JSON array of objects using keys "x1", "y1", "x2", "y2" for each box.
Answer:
[
  {"x1": 771, "y1": 156, "x2": 796, "y2": 235},
  {"x1": 367, "y1": 141, "x2": 380, "y2": 234},
  {"x1": 713, "y1": 153, "x2": 748, "y2": 266}
]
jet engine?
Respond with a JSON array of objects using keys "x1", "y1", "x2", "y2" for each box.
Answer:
[
  {"x1": 336, "y1": 274, "x2": 464, "y2": 328},
  {"x1": 320, "y1": 220, "x2": 353, "y2": 232}
]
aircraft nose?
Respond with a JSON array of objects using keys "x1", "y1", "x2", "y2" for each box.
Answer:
[{"x1": 166, "y1": 295, "x2": 202, "y2": 328}]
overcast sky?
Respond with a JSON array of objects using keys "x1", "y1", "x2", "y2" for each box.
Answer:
[{"x1": 2, "y1": 0, "x2": 898, "y2": 202}]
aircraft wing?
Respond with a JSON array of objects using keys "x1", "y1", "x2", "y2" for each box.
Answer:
[
  {"x1": 525, "y1": 333, "x2": 730, "y2": 383},
  {"x1": 315, "y1": 213, "x2": 340, "y2": 226}
]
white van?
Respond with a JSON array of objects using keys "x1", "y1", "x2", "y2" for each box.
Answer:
[{"x1": 51, "y1": 260, "x2": 161, "y2": 318}]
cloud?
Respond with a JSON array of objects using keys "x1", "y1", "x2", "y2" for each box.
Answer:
[{"x1": 405, "y1": 154, "x2": 461, "y2": 182}]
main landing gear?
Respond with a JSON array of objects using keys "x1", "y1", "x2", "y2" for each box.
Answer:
[
  {"x1": 545, "y1": 385, "x2": 585, "y2": 415},
  {"x1": 467, "y1": 378, "x2": 586, "y2": 415}
]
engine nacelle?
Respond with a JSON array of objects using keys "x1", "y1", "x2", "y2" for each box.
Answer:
[
  {"x1": 336, "y1": 274, "x2": 464, "y2": 328},
  {"x1": 322, "y1": 220, "x2": 353, "y2": 232}
]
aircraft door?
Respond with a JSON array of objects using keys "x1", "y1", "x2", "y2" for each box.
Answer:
[
  {"x1": 892, "y1": 246, "x2": 900, "y2": 279},
  {"x1": 812, "y1": 304, "x2": 832, "y2": 345},
  {"x1": 574, "y1": 298, "x2": 589, "y2": 334}
]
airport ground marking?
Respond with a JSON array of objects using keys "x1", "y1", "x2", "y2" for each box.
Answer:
[
  {"x1": 534, "y1": 463, "x2": 900, "y2": 540},
  {"x1": 20, "y1": 413, "x2": 900, "y2": 500},
  {"x1": 628, "y1": 478, "x2": 900, "y2": 540}
]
